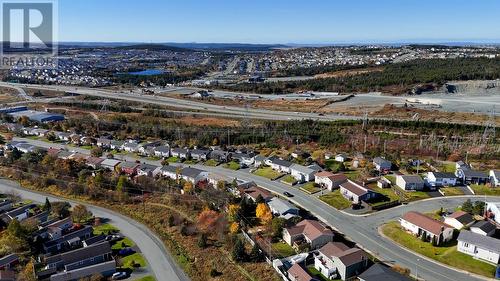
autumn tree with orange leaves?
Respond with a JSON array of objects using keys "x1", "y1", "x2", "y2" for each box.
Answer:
[
  {"x1": 197, "y1": 209, "x2": 227, "y2": 240},
  {"x1": 255, "y1": 203, "x2": 272, "y2": 225}
]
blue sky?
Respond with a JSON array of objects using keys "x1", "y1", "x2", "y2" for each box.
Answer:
[{"x1": 58, "y1": 0, "x2": 500, "y2": 43}]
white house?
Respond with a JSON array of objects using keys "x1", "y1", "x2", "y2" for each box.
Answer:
[
  {"x1": 486, "y1": 202, "x2": 500, "y2": 224},
  {"x1": 180, "y1": 167, "x2": 208, "y2": 184},
  {"x1": 171, "y1": 148, "x2": 190, "y2": 159},
  {"x1": 490, "y1": 170, "x2": 500, "y2": 187},
  {"x1": 396, "y1": 175, "x2": 425, "y2": 191},
  {"x1": 153, "y1": 146, "x2": 171, "y2": 158},
  {"x1": 373, "y1": 157, "x2": 391, "y2": 172},
  {"x1": 158, "y1": 165, "x2": 179, "y2": 180},
  {"x1": 400, "y1": 211, "x2": 454, "y2": 245},
  {"x1": 290, "y1": 164, "x2": 316, "y2": 183},
  {"x1": 315, "y1": 172, "x2": 347, "y2": 191},
  {"x1": 335, "y1": 153, "x2": 348, "y2": 163},
  {"x1": 443, "y1": 211, "x2": 475, "y2": 230},
  {"x1": 283, "y1": 219, "x2": 334, "y2": 249},
  {"x1": 426, "y1": 172, "x2": 457, "y2": 187},
  {"x1": 457, "y1": 230, "x2": 500, "y2": 264},
  {"x1": 100, "y1": 159, "x2": 121, "y2": 171},
  {"x1": 122, "y1": 140, "x2": 140, "y2": 153},
  {"x1": 266, "y1": 157, "x2": 293, "y2": 173},
  {"x1": 339, "y1": 180, "x2": 378, "y2": 204}
]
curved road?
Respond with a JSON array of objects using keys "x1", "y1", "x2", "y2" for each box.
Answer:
[
  {"x1": 0, "y1": 179, "x2": 190, "y2": 281},
  {"x1": 9, "y1": 140, "x2": 499, "y2": 281}
]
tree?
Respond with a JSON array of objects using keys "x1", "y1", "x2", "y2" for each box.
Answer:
[
  {"x1": 198, "y1": 233, "x2": 207, "y2": 249},
  {"x1": 197, "y1": 209, "x2": 225, "y2": 233},
  {"x1": 46, "y1": 131, "x2": 56, "y2": 142},
  {"x1": 227, "y1": 204, "x2": 240, "y2": 221},
  {"x1": 183, "y1": 181, "x2": 194, "y2": 194},
  {"x1": 462, "y1": 199, "x2": 473, "y2": 214},
  {"x1": 229, "y1": 222, "x2": 240, "y2": 234},
  {"x1": 18, "y1": 261, "x2": 37, "y2": 281},
  {"x1": 271, "y1": 217, "x2": 286, "y2": 238},
  {"x1": 51, "y1": 201, "x2": 71, "y2": 218},
  {"x1": 72, "y1": 204, "x2": 92, "y2": 223},
  {"x1": 472, "y1": 201, "x2": 485, "y2": 216},
  {"x1": 43, "y1": 197, "x2": 52, "y2": 211},
  {"x1": 90, "y1": 147, "x2": 103, "y2": 157},
  {"x1": 168, "y1": 214, "x2": 175, "y2": 227},
  {"x1": 255, "y1": 194, "x2": 265, "y2": 204},
  {"x1": 256, "y1": 203, "x2": 272, "y2": 225},
  {"x1": 249, "y1": 244, "x2": 263, "y2": 262},
  {"x1": 116, "y1": 176, "x2": 127, "y2": 193},
  {"x1": 231, "y1": 238, "x2": 246, "y2": 262}
]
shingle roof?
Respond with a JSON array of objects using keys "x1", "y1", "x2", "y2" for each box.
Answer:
[
  {"x1": 267, "y1": 198, "x2": 298, "y2": 214},
  {"x1": 269, "y1": 157, "x2": 293, "y2": 167},
  {"x1": 470, "y1": 220, "x2": 496, "y2": 233},
  {"x1": 402, "y1": 211, "x2": 452, "y2": 236},
  {"x1": 340, "y1": 181, "x2": 369, "y2": 196},
  {"x1": 358, "y1": 263, "x2": 413, "y2": 281},
  {"x1": 290, "y1": 164, "x2": 315, "y2": 174},
  {"x1": 286, "y1": 219, "x2": 333, "y2": 241},
  {"x1": 287, "y1": 263, "x2": 315, "y2": 281},
  {"x1": 429, "y1": 172, "x2": 456, "y2": 179},
  {"x1": 315, "y1": 171, "x2": 334, "y2": 178},
  {"x1": 46, "y1": 241, "x2": 111, "y2": 265},
  {"x1": 181, "y1": 167, "x2": 206, "y2": 178},
  {"x1": 398, "y1": 175, "x2": 424, "y2": 184},
  {"x1": 448, "y1": 211, "x2": 474, "y2": 225},
  {"x1": 458, "y1": 230, "x2": 500, "y2": 254}
]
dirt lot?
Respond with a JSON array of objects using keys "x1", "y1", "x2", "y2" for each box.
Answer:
[
  {"x1": 22, "y1": 88, "x2": 67, "y2": 98},
  {"x1": 0, "y1": 86, "x2": 21, "y2": 103}
]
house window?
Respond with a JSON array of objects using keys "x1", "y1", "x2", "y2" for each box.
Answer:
[{"x1": 464, "y1": 242, "x2": 469, "y2": 247}]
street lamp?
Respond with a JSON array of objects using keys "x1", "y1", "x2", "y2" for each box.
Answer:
[{"x1": 415, "y1": 258, "x2": 420, "y2": 280}]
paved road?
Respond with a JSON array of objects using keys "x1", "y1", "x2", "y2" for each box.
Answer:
[
  {"x1": 11, "y1": 137, "x2": 500, "y2": 281},
  {"x1": 0, "y1": 82, "x2": 361, "y2": 122},
  {"x1": 0, "y1": 179, "x2": 189, "y2": 281}
]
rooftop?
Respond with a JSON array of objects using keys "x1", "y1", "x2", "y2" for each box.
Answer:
[
  {"x1": 402, "y1": 211, "x2": 452, "y2": 236},
  {"x1": 458, "y1": 230, "x2": 500, "y2": 254}
]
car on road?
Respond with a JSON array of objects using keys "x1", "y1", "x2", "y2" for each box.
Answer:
[
  {"x1": 283, "y1": 192, "x2": 293, "y2": 197},
  {"x1": 111, "y1": 272, "x2": 128, "y2": 280}
]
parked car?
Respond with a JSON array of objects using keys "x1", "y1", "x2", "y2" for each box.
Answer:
[
  {"x1": 283, "y1": 192, "x2": 293, "y2": 197},
  {"x1": 111, "y1": 272, "x2": 128, "y2": 280},
  {"x1": 118, "y1": 248, "x2": 135, "y2": 256}
]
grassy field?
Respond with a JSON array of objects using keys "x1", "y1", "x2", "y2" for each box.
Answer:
[
  {"x1": 121, "y1": 253, "x2": 147, "y2": 270},
  {"x1": 440, "y1": 162, "x2": 456, "y2": 173},
  {"x1": 307, "y1": 266, "x2": 337, "y2": 281},
  {"x1": 403, "y1": 191, "x2": 431, "y2": 202},
  {"x1": 319, "y1": 190, "x2": 351, "y2": 210},
  {"x1": 343, "y1": 170, "x2": 361, "y2": 181},
  {"x1": 224, "y1": 161, "x2": 240, "y2": 170},
  {"x1": 324, "y1": 160, "x2": 345, "y2": 173},
  {"x1": 300, "y1": 182, "x2": 322, "y2": 194},
  {"x1": 272, "y1": 241, "x2": 296, "y2": 258},
  {"x1": 204, "y1": 159, "x2": 219, "y2": 167},
  {"x1": 281, "y1": 175, "x2": 298, "y2": 185},
  {"x1": 93, "y1": 223, "x2": 119, "y2": 235},
  {"x1": 440, "y1": 187, "x2": 465, "y2": 196},
  {"x1": 382, "y1": 221, "x2": 496, "y2": 278},
  {"x1": 470, "y1": 184, "x2": 500, "y2": 196},
  {"x1": 253, "y1": 167, "x2": 283, "y2": 180},
  {"x1": 384, "y1": 175, "x2": 396, "y2": 185},
  {"x1": 112, "y1": 237, "x2": 135, "y2": 250}
]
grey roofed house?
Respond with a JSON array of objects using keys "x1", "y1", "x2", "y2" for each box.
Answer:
[
  {"x1": 267, "y1": 197, "x2": 299, "y2": 219},
  {"x1": 358, "y1": 263, "x2": 413, "y2": 281},
  {"x1": 269, "y1": 157, "x2": 293, "y2": 168},
  {"x1": 460, "y1": 169, "x2": 489, "y2": 179},
  {"x1": 45, "y1": 241, "x2": 111, "y2": 269},
  {"x1": 373, "y1": 157, "x2": 391, "y2": 168},
  {"x1": 110, "y1": 140, "x2": 124, "y2": 148},
  {"x1": 458, "y1": 230, "x2": 500, "y2": 254},
  {"x1": 190, "y1": 149, "x2": 210, "y2": 158},
  {"x1": 308, "y1": 163, "x2": 323, "y2": 172},
  {"x1": 160, "y1": 165, "x2": 178, "y2": 174},
  {"x1": 49, "y1": 260, "x2": 116, "y2": 281},
  {"x1": 56, "y1": 150, "x2": 74, "y2": 159},
  {"x1": 470, "y1": 220, "x2": 497, "y2": 236},
  {"x1": 100, "y1": 158, "x2": 122, "y2": 170},
  {"x1": 0, "y1": 254, "x2": 19, "y2": 268},
  {"x1": 290, "y1": 164, "x2": 316, "y2": 174},
  {"x1": 0, "y1": 203, "x2": 36, "y2": 223},
  {"x1": 137, "y1": 163, "x2": 158, "y2": 175},
  {"x1": 43, "y1": 225, "x2": 93, "y2": 253},
  {"x1": 154, "y1": 145, "x2": 170, "y2": 154},
  {"x1": 181, "y1": 167, "x2": 206, "y2": 178},
  {"x1": 430, "y1": 172, "x2": 457, "y2": 179}
]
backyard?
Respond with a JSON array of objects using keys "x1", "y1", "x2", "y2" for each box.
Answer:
[
  {"x1": 271, "y1": 241, "x2": 296, "y2": 258},
  {"x1": 381, "y1": 221, "x2": 497, "y2": 278},
  {"x1": 281, "y1": 175, "x2": 298, "y2": 185}
]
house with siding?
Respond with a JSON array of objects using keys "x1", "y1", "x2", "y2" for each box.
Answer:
[
  {"x1": 400, "y1": 211, "x2": 454, "y2": 245},
  {"x1": 490, "y1": 170, "x2": 500, "y2": 187},
  {"x1": 290, "y1": 164, "x2": 316, "y2": 183},
  {"x1": 339, "y1": 180, "x2": 378, "y2": 204},
  {"x1": 470, "y1": 221, "x2": 497, "y2": 237},
  {"x1": 267, "y1": 198, "x2": 299, "y2": 220},
  {"x1": 396, "y1": 175, "x2": 425, "y2": 191},
  {"x1": 425, "y1": 172, "x2": 458, "y2": 187},
  {"x1": 153, "y1": 145, "x2": 171, "y2": 158},
  {"x1": 314, "y1": 242, "x2": 369, "y2": 281},
  {"x1": 373, "y1": 157, "x2": 391, "y2": 172},
  {"x1": 283, "y1": 219, "x2": 334, "y2": 249},
  {"x1": 266, "y1": 157, "x2": 293, "y2": 173},
  {"x1": 443, "y1": 211, "x2": 475, "y2": 230},
  {"x1": 287, "y1": 263, "x2": 317, "y2": 281},
  {"x1": 315, "y1": 172, "x2": 347, "y2": 191},
  {"x1": 457, "y1": 230, "x2": 500, "y2": 264}
]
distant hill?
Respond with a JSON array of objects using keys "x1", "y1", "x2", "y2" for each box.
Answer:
[
  {"x1": 163, "y1": 42, "x2": 287, "y2": 51},
  {"x1": 113, "y1": 43, "x2": 192, "y2": 52}
]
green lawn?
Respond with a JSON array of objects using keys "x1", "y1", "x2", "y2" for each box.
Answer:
[
  {"x1": 121, "y1": 253, "x2": 147, "y2": 270},
  {"x1": 224, "y1": 161, "x2": 240, "y2": 170},
  {"x1": 324, "y1": 160, "x2": 345, "y2": 173},
  {"x1": 253, "y1": 167, "x2": 283, "y2": 180},
  {"x1": 343, "y1": 170, "x2": 360, "y2": 181},
  {"x1": 183, "y1": 160, "x2": 197, "y2": 165},
  {"x1": 112, "y1": 237, "x2": 135, "y2": 250},
  {"x1": 93, "y1": 223, "x2": 119, "y2": 235},
  {"x1": 272, "y1": 242, "x2": 296, "y2": 258},
  {"x1": 135, "y1": 276, "x2": 156, "y2": 281},
  {"x1": 307, "y1": 266, "x2": 337, "y2": 281},
  {"x1": 440, "y1": 162, "x2": 456, "y2": 173},
  {"x1": 384, "y1": 175, "x2": 396, "y2": 185},
  {"x1": 300, "y1": 182, "x2": 322, "y2": 194},
  {"x1": 470, "y1": 184, "x2": 500, "y2": 196},
  {"x1": 166, "y1": 156, "x2": 179, "y2": 163},
  {"x1": 319, "y1": 190, "x2": 351, "y2": 210},
  {"x1": 281, "y1": 175, "x2": 298, "y2": 185},
  {"x1": 403, "y1": 190, "x2": 431, "y2": 202},
  {"x1": 382, "y1": 221, "x2": 496, "y2": 278},
  {"x1": 204, "y1": 159, "x2": 219, "y2": 167},
  {"x1": 440, "y1": 187, "x2": 465, "y2": 196}
]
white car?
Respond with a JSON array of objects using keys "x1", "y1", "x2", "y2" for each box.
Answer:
[{"x1": 111, "y1": 272, "x2": 127, "y2": 280}]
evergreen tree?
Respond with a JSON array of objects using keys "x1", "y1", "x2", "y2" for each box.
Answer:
[
  {"x1": 43, "y1": 197, "x2": 51, "y2": 211},
  {"x1": 231, "y1": 238, "x2": 246, "y2": 262},
  {"x1": 198, "y1": 233, "x2": 207, "y2": 249}
]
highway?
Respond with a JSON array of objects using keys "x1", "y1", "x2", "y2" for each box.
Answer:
[
  {"x1": 0, "y1": 82, "x2": 360, "y2": 121},
  {"x1": 11, "y1": 137, "x2": 500, "y2": 281},
  {"x1": 0, "y1": 179, "x2": 190, "y2": 281}
]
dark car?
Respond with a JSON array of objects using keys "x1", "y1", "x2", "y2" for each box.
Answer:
[
  {"x1": 118, "y1": 248, "x2": 135, "y2": 256},
  {"x1": 283, "y1": 192, "x2": 293, "y2": 197}
]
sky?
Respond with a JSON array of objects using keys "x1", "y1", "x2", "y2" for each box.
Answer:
[{"x1": 57, "y1": 0, "x2": 500, "y2": 44}]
